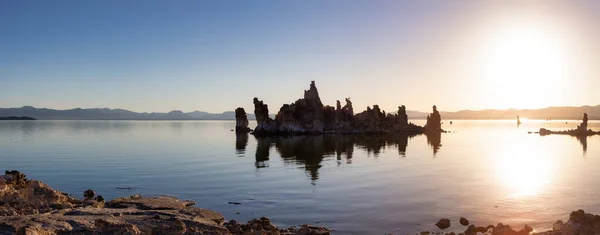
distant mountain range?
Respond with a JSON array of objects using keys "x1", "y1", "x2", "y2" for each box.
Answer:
[
  {"x1": 0, "y1": 105, "x2": 597, "y2": 120},
  {"x1": 0, "y1": 106, "x2": 263, "y2": 120},
  {"x1": 439, "y1": 105, "x2": 600, "y2": 120}
]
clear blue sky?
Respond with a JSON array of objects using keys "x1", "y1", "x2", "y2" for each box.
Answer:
[{"x1": 1, "y1": 1, "x2": 599, "y2": 113}]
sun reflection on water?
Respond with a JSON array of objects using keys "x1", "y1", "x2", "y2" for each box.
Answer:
[{"x1": 493, "y1": 142, "x2": 557, "y2": 197}]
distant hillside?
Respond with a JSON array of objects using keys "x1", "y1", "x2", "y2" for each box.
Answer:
[
  {"x1": 0, "y1": 116, "x2": 36, "y2": 120},
  {"x1": 440, "y1": 105, "x2": 600, "y2": 120},
  {"x1": 0, "y1": 106, "x2": 264, "y2": 120},
  {"x1": 0, "y1": 105, "x2": 596, "y2": 120}
]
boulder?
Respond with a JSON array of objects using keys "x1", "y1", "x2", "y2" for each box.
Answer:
[
  {"x1": 460, "y1": 217, "x2": 469, "y2": 226},
  {"x1": 0, "y1": 171, "x2": 80, "y2": 215},
  {"x1": 436, "y1": 218, "x2": 451, "y2": 229},
  {"x1": 84, "y1": 189, "x2": 95, "y2": 199}
]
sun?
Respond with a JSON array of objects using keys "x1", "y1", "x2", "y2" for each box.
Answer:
[{"x1": 480, "y1": 23, "x2": 568, "y2": 110}]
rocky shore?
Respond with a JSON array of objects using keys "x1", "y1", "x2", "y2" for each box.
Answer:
[
  {"x1": 0, "y1": 171, "x2": 330, "y2": 235},
  {"x1": 235, "y1": 81, "x2": 443, "y2": 135},
  {"x1": 2, "y1": 170, "x2": 600, "y2": 235},
  {"x1": 429, "y1": 209, "x2": 600, "y2": 235}
]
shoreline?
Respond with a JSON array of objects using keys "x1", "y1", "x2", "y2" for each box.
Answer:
[
  {"x1": 0, "y1": 170, "x2": 330, "y2": 235},
  {"x1": 1, "y1": 170, "x2": 600, "y2": 235}
]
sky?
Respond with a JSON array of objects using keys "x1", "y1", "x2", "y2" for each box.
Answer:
[{"x1": 1, "y1": 0, "x2": 599, "y2": 113}]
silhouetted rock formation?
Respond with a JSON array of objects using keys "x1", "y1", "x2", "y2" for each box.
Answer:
[
  {"x1": 538, "y1": 113, "x2": 599, "y2": 137},
  {"x1": 424, "y1": 105, "x2": 442, "y2": 133},
  {"x1": 253, "y1": 98, "x2": 278, "y2": 135},
  {"x1": 274, "y1": 81, "x2": 326, "y2": 133},
  {"x1": 248, "y1": 81, "x2": 438, "y2": 135},
  {"x1": 235, "y1": 108, "x2": 251, "y2": 133},
  {"x1": 398, "y1": 105, "x2": 408, "y2": 126}
]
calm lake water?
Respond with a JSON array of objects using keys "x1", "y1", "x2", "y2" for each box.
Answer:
[{"x1": 1, "y1": 120, "x2": 599, "y2": 234}]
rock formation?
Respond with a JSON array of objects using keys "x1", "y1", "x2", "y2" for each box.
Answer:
[
  {"x1": 249, "y1": 81, "x2": 436, "y2": 135},
  {"x1": 578, "y1": 112, "x2": 588, "y2": 132},
  {"x1": 0, "y1": 171, "x2": 330, "y2": 235},
  {"x1": 424, "y1": 105, "x2": 442, "y2": 133},
  {"x1": 234, "y1": 107, "x2": 251, "y2": 133},
  {"x1": 253, "y1": 98, "x2": 278, "y2": 135},
  {"x1": 537, "y1": 113, "x2": 599, "y2": 137},
  {"x1": 398, "y1": 105, "x2": 408, "y2": 126},
  {"x1": 275, "y1": 81, "x2": 325, "y2": 133}
]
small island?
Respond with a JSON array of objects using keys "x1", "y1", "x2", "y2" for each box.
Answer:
[
  {"x1": 0, "y1": 116, "x2": 36, "y2": 120},
  {"x1": 236, "y1": 81, "x2": 443, "y2": 135},
  {"x1": 537, "y1": 113, "x2": 600, "y2": 136}
]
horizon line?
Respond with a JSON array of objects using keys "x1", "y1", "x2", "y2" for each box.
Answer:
[{"x1": 1, "y1": 104, "x2": 599, "y2": 115}]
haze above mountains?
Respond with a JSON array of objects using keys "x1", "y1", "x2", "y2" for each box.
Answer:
[{"x1": 1, "y1": 105, "x2": 599, "y2": 120}]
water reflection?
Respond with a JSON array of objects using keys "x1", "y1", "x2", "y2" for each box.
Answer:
[
  {"x1": 235, "y1": 133, "x2": 249, "y2": 154},
  {"x1": 245, "y1": 133, "x2": 442, "y2": 182},
  {"x1": 576, "y1": 135, "x2": 587, "y2": 153},
  {"x1": 255, "y1": 137, "x2": 272, "y2": 168},
  {"x1": 425, "y1": 131, "x2": 441, "y2": 155}
]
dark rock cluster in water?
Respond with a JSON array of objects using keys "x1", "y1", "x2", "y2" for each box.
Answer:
[
  {"x1": 242, "y1": 81, "x2": 442, "y2": 135},
  {"x1": 537, "y1": 113, "x2": 599, "y2": 137}
]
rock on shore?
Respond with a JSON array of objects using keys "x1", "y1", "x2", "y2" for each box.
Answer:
[
  {"x1": 432, "y1": 209, "x2": 600, "y2": 235},
  {"x1": 0, "y1": 171, "x2": 330, "y2": 235}
]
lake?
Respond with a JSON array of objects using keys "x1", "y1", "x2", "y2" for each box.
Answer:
[{"x1": 0, "y1": 120, "x2": 599, "y2": 234}]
